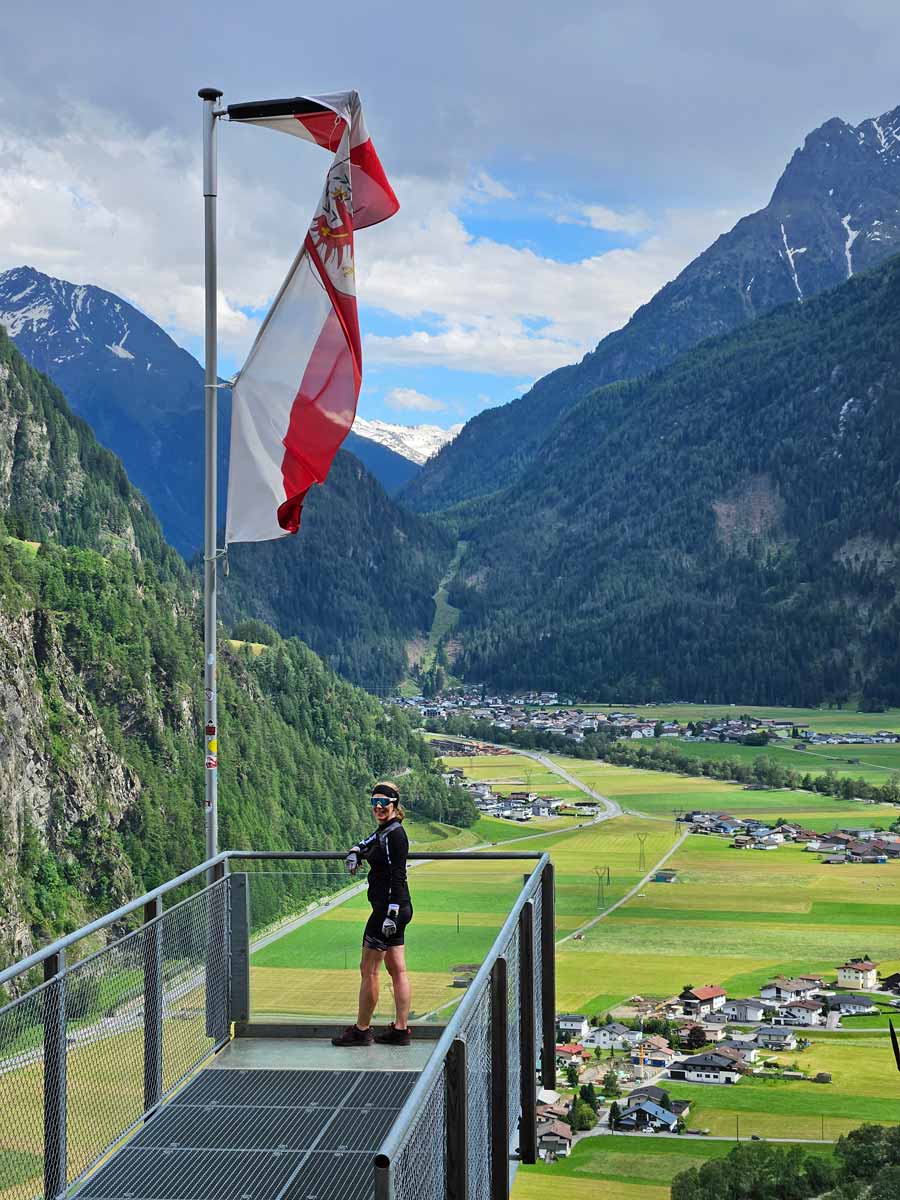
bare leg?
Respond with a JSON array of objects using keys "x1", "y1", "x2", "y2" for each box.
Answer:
[
  {"x1": 385, "y1": 946, "x2": 411, "y2": 1029},
  {"x1": 357, "y1": 947, "x2": 384, "y2": 1030}
]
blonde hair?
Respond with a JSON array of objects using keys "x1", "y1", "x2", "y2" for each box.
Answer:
[{"x1": 372, "y1": 781, "x2": 404, "y2": 820}]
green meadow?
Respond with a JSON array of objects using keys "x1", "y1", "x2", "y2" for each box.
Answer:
[
  {"x1": 248, "y1": 745, "x2": 900, "y2": 1149},
  {"x1": 663, "y1": 1034, "x2": 900, "y2": 1139},
  {"x1": 580, "y1": 703, "x2": 900, "y2": 735},
  {"x1": 652, "y1": 736, "x2": 900, "y2": 784},
  {"x1": 549, "y1": 757, "x2": 899, "y2": 829},
  {"x1": 514, "y1": 1135, "x2": 835, "y2": 1200}
]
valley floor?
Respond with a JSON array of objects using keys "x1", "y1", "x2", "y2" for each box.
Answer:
[
  {"x1": 416, "y1": 749, "x2": 899, "y2": 1199},
  {"x1": 219, "y1": 740, "x2": 900, "y2": 1197}
]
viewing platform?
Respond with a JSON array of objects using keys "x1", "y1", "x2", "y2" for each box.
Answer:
[{"x1": 0, "y1": 850, "x2": 556, "y2": 1200}]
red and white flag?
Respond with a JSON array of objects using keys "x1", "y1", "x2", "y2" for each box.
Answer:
[{"x1": 225, "y1": 91, "x2": 398, "y2": 544}]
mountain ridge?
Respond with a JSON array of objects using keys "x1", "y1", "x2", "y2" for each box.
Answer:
[
  {"x1": 450, "y1": 250, "x2": 900, "y2": 704},
  {"x1": 402, "y1": 103, "x2": 900, "y2": 512},
  {"x1": 0, "y1": 265, "x2": 425, "y2": 545}
]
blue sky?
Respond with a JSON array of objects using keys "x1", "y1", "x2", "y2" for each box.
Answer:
[{"x1": 4, "y1": 0, "x2": 900, "y2": 429}]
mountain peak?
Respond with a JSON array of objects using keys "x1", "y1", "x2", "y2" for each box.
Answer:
[
  {"x1": 403, "y1": 99, "x2": 900, "y2": 512},
  {"x1": 352, "y1": 415, "x2": 463, "y2": 464}
]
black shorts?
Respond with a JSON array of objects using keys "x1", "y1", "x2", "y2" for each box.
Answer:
[{"x1": 363, "y1": 903, "x2": 413, "y2": 951}]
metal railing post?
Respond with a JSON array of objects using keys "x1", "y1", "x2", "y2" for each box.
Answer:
[
  {"x1": 373, "y1": 1160, "x2": 392, "y2": 1200},
  {"x1": 229, "y1": 872, "x2": 250, "y2": 1024},
  {"x1": 518, "y1": 902, "x2": 537, "y2": 1164},
  {"x1": 43, "y1": 950, "x2": 66, "y2": 1200},
  {"x1": 143, "y1": 897, "x2": 164, "y2": 1115},
  {"x1": 540, "y1": 861, "x2": 556, "y2": 1088},
  {"x1": 490, "y1": 957, "x2": 509, "y2": 1200},
  {"x1": 205, "y1": 861, "x2": 228, "y2": 1040},
  {"x1": 445, "y1": 1037, "x2": 468, "y2": 1200}
]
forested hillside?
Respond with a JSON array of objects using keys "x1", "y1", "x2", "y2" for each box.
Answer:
[
  {"x1": 221, "y1": 452, "x2": 452, "y2": 689},
  {"x1": 0, "y1": 270, "x2": 443, "y2": 691},
  {"x1": 0, "y1": 329, "x2": 463, "y2": 968},
  {"x1": 403, "y1": 103, "x2": 900, "y2": 512},
  {"x1": 451, "y1": 253, "x2": 900, "y2": 704}
]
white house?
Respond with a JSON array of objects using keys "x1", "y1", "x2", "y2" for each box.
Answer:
[
  {"x1": 585, "y1": 1022, "x2": 634, "y2": 1050},
  {"x1": 720, "y1": 999, "x2": 765, "y2": 1023},
  {"x1": 557, "y1": 1014, "x2": 590, "y2": 1040},
  {"x1": 760, "y1": 977, "x2": 818, "y2": 1003},
  {"x1": 720, "y1": 1039, "x2": 758, "y2": 1063},
  {"x1": 669, "y1": 1052, "x2": 742, "y2": 1085},
  {"x1": 679, "y1": 986, "x2": 727, "y2": 1016},
  {"x1": 837, "y1": 960, "x2": 879, "y2": 990},
  {"x1": 828, "y1": 995, "x2": 878, "y2": 1018},
  {"x1": 775, "y1": 1000, "x2": 823, "y2": 1027},
  {"x1": 755, "y1": 1028, "x2": 797, "y2": 1050},
  {"x1": 536, "y1": 1119, "x2": 573, "y2": 1159}
]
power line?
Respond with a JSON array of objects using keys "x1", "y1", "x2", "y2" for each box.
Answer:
[{"x1": 637, "y1": 834, "x2": 648, "y2": 872}]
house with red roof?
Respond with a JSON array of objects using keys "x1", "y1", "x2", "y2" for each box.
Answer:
[
  {"x1": 679, "y1": 986, "x2": 727, "y2": 1017},
  {"x1": 837, "y1": 960, "x2": 879, "y2": 990}
]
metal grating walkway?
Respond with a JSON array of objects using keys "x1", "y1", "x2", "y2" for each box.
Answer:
[{"x1": 75, "y1": 1068, "x2": 419, "y2": 1200}]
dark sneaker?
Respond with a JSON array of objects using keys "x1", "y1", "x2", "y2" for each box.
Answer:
[
  {"x1": 331, "y1": 1024, "x2": 373, "y2": 1047},
  {"x1": 374, "y1": 1023, "x2": 411, "y2": 1046}
]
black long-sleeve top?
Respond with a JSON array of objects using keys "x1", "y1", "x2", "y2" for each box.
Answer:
[{"x1": 355, "y1": 818, "x2": 410, "y2": 908}]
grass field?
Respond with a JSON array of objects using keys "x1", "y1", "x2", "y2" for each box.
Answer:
[
  {"x1": 652, "y1": 736, "x2": 900, "y2": 785},
  {"x1": 436, "y1": 752, "x2": 587, "y2": 805},
  {"x1": 547, "y1": 757, "x2": 900, "y2": 829},
  {"x1": 559, "y1": 822, "x2": 900, "y2": 1010},
  {"x1": 248, "y1": 811, "x2": 678, "y2": 1020},
  {"x1": 580, "y1": 703, "x2": 900, "y2": 735},
  {"x1": 243, "y1": 743, "x2": 900, "y2": 1162},
  {"x1": 420, "y1": 540, "x2": 467, "y2": 673},
  {"x1": 664, "y1": 1033, "x2": 900, "y2": 1139},
  {"x1": 514, "y1": 1135, "x2": 833, "y2": 1200}
]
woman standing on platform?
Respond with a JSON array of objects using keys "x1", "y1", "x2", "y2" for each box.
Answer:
[{"x1": 332, "y1": 781, "x2": 414, "y2": 1047}]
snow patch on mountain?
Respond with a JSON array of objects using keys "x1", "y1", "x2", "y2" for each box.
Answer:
[
  {"x1": 841, "y1": 215, "x2": 860, "y2": 278},
  {"x1": 352, "y1": 416, "x2": 463, "y2": 464}
]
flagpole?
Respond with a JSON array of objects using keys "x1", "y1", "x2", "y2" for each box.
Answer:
[{"x1": 199, "y1": 86, "x2": 223, "y2": 864}]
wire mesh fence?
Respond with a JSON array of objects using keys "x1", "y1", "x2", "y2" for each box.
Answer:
[
  {"x1": 0, "y1": 982, "x2": 49, "y2": 1200},
  {"x1": 0, "y1": 850, "x2": 553, "y2": 1200},
  {"x1": 505, "y1": 927, "x2": 521, "y2": 1154},
  {"x1": 0, "y1": 877, "x2": 231, "y2": 1200},
  {"x1": 532, "y1": 886, "x2": 544, "y2": 1074},
  {"x1": 391, "y1": 1063, "x2": 447, "y2": 1200},
  {"x1": 463, "y1": 983, "x2": 492, "y2": 1200},
  {"x1": 387, "y1": 857, "x2": 551, "y2": 1200}
]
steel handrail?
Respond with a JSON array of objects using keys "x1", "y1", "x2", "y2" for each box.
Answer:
[
  {"x1": 0, "y1": 853, "x2": 230, "y2": 988},
  {"x1": 1, "y1": 849, "x2": 545, "y2": 987},
  {"x1": 228, "y1": 851, "x2": 545, "y2": 860},
  {"x1": 373, "y1": 851, "x2": 549, "y2": 1171}
]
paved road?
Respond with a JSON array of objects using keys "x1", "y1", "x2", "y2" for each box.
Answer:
[
  {"x1": 596, "y1": 1129, "x2": 835, "y2": 1144},
  {"x1": 514, "y1": 750, "x2": 622, "y2": 818}
]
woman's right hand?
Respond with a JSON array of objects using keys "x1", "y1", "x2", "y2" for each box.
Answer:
[{"x1": 345, "y1": 849, "x2": 360, "y2": 875}]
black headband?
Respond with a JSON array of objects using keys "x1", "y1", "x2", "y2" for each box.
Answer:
[{"x1": 371, "y1": 785, "x2": 399, "y2": 801}]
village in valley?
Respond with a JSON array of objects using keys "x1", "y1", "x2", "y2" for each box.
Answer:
[
  {"x1": 539, "y1": 959, "x2": 900, "y2": 1160},
  {"x1": 410, "y1": 702, "x2": 900, "y2": 1187},
  {"x1": 399, "y1": 690, "x2": 900, "y2": 748}
]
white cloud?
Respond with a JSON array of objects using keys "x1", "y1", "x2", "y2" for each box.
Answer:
[
  {"x1": 0, "y1": 105, "x2": 316, "y2": 357},
  {"x1": 0, "y1": 104, "x2": 739, "y2": 388},
  {"x1": 555, "y1": 204, "x2": 650, "y2": 234},
  {"x1": 384, "y1": 387, "x2": 446, "y2": 412},
  {"x1": 581, "y1": 205, "x2": 651, "y2": 235},
  {"x1": 360, "y1": 185, "x2": 739, "y2": 377},
  {"x1": 467, "y1": 170, "x2": 516, "y2": 202}
]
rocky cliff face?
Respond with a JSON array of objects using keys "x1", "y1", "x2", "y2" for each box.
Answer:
[
  {"x1": 404, "y1": 104, "x2": 900, "y2": 511},
  {"x1": 0, "y1": 604, "x2": 139, "y2": 968}
]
